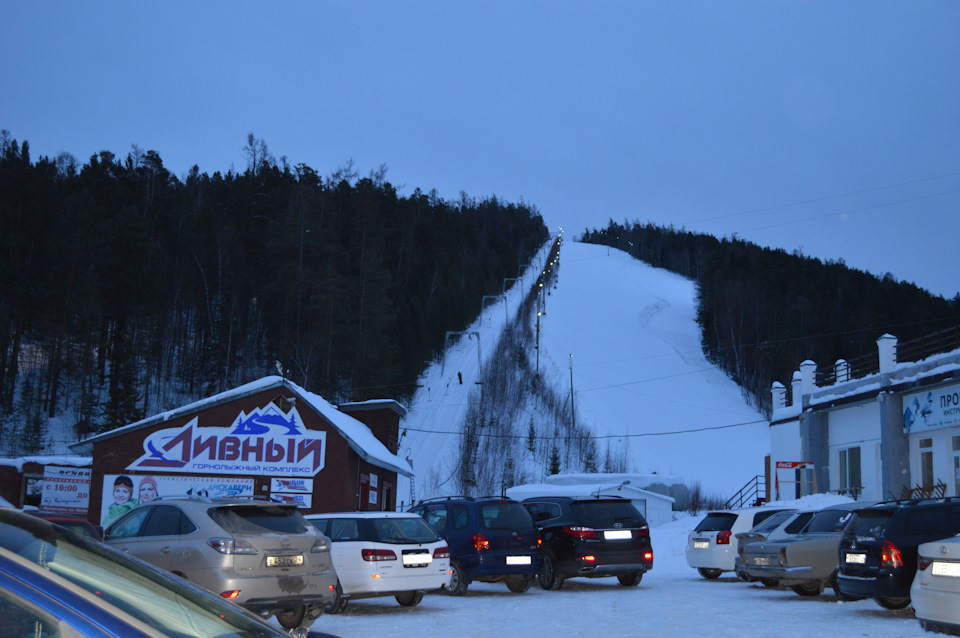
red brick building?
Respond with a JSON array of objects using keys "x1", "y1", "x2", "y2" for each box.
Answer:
[{"x1": 66, "y1": 376, "x2": 412, "y2": 526}]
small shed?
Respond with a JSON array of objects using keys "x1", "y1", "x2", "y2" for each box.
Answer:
[
  {"x1": 506, "y1": 481, "x2": 675, "y2": 527},
  {"x1": 68, "y1": 376, "x2": 413, "y2": 527}
]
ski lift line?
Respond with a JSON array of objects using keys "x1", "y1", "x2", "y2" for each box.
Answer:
[
  {"x1": 683, "y1": 170, "x2": 960, "y2": 226},
  {"x1": 741, "y1": 188, "x2": 960, "y2": 234},
  {"x1": 400, "y1": 418, "x2": 768, "y2": 440},
  {"x1": 547, "y1": 312, "x2": 960, "y2": 373},
  {"x1": 576, "y1": 367, "x2": 719, "y2": 391},
  {"x1": 572, "y1": 369, "x2": 761, "y2": 418}
]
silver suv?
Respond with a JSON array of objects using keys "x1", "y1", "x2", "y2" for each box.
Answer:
[{"x1": 104, "y1": 496, "x2": 337, "y2": 629}]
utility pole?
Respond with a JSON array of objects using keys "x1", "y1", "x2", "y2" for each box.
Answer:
[{"x1": 569, "y1": 354, "x2": 575, "y2": 430}]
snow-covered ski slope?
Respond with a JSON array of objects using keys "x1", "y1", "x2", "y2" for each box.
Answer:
[{"x1": 398, "y1": 240, "x2": 768, "y2": 506}]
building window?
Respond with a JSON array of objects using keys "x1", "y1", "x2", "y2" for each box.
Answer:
[
  {"x1": 920, "y1": 438, "x2": 934, "y2": 489},
  {"x1": 838, "y1": 447, "x2": 861, "y2": 491}
]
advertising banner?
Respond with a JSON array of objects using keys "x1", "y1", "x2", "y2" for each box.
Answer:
[
  {"x1": 126, "y1": 404, "x2": 326, "y2": 477},
  {"x1": 101, "y1": 474, "x2": 254, "y2": 527},
  {"x1": 41, "y1": 466, "x2": 92, "y2": 515},
  {"x1": 269, "y1": 477, "x2": 313, "y2": 508},
  {"x1": 904, "y1": 382, "x2": 960, "y2": 433}
]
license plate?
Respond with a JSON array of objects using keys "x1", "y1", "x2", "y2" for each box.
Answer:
[
  {"x1": 506, "y1": 556, "x2": 531, "y2": 565},
  {"x1": 753, "y1": 557, "x2": 770, "y2": 566},
  {"x1": 694, "y1": 541, "x2": 709, "y2": 549},
  {"x1": 266, "y1": 555, "x2": 304, "y2": 567},
  {"x1": 604, "y1": 530, "x2": 632, "y2": 540},
  {"x1": 402, "y1": 553, "x2": 432, "y2": 566},
  {"x1": 845, "y1": 553, "x2": 867, "y2": 565},
  {"x1": 932, "y1": 561, "x2": 960, "y2": 577}
]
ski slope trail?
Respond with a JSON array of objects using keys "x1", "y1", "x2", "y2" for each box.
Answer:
[{"x1": 399, "y1": 240, "x2": 768, "y2": 505}]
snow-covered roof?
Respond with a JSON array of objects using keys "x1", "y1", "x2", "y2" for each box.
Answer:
[
  {"x1": 0, "y1": 455, "x2": 91, "y2": 471},
  {"x1": 544, "y1": 472, "x2": 685, "y2": 489},
  {"x1": 68, "y1": 376, "x2": 413, "y2": 477},
  {"x1": 506, "y1": 481, "x2": 675, "y2": 504}
]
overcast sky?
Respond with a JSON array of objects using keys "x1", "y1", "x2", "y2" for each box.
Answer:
[{"x1": 3, "y1": 1, "x2": 958, "y2": 298}]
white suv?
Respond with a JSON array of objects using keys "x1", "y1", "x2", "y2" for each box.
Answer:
[
  {"x1": 307, "y1": 511, "x2": 450, "y2": 612},
  {"x1": 686, "y1": 507, "x2": 791, "y2": 579}
]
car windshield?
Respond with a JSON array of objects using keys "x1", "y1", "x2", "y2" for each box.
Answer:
[
  {"x1": 371, "y1": 517, "x2": 441, "y2": 543},
  {"x1": 571, "y1": 500, "x2": 646, "y2": 527},
  {"x1": 695, "y1": 513, "x2": 737, "y2": 532},
  {"x1": 848, "y1": 509, "x2": 893, "y2": 538},
  {"x1": 209, "y1": 504, "x2": 310, "y2": 534},
  {"x1": 0, "y1": 509, "x2": 285, "y2": 637},
  {"x1": 805, "y1": 508, "x2": 854, "y2": 533},
  {"x1": 748, "y1": 510, "x2": 796, "y2": 534},
  {"x1": 479, "y1": 502, "x2": 534, "y2": 531}
]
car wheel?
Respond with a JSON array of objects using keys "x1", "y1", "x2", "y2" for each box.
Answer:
[
  {"x1": 395, "y1": 590, "x2": 425, "y2": 607},
  {"x1": 697, "y1": 568, "x2": 722, "y2": 579},
  {"x1": 874, "y1": 596, "x2": 910, "y2": 610},
  {"x1": 791, "y1": 582, "x2": 822, "y2": 597},
  {"x1": 760, "y1": 578, "x2": 780, "y2": 588},
  {"x1": 324, "y1": 582, "x2": 348, "y2": 614},
  {"x1": 538, "y1": 553, "x2": 564, "y2": 590},
  {"x1": 445, "y1": 559, "x2": 468, "y2": 596},
  {"x1": 617, "y1": 571, "x2": 643, "y2": 587},
  {"x1": 275, "y1": 605, "x2": 306, "y2": 629},
  {"x1": 505, "y1": 575, "x2": 533, "y2": 593}
]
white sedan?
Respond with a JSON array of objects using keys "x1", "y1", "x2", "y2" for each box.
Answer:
[
  {"x1": 911, "y1": 534, "x2": 960, "y2": 635},
  {"x1": 307, "y1": 511, "x2": 450, "y2": 613}
]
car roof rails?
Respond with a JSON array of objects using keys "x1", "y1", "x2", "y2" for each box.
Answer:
[{"x1": 414, "y1": 495, "x2": 475, "y2": 505}]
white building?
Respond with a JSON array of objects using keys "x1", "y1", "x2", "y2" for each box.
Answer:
[{"x1": 769, "y1": 329, "x2": 960, "y2": 502}]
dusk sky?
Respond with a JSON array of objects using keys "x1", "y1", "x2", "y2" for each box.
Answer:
[{"x1": 3, "y1": 1, "x2": 958, "y2": 298}]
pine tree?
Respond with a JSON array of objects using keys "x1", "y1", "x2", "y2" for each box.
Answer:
[{"x1": 548, "y1": 445, "x2": 561, "y2": 475}]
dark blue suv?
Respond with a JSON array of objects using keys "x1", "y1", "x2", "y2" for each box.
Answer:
[{"x1": 409, "y1": 496, "x2": 541, "y2": 594}]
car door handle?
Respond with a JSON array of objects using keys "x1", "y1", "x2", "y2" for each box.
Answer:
[{"x1": 160, "y1": 546, "x2": 172, "y2": 555}]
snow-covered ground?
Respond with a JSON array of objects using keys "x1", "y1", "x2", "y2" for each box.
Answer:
[
  {"x1": 399, "y1": 239, "x2": 769, "y2": 505},
  {"x1": 308, "y1": 495, "x2": 927, "y2": 638}
]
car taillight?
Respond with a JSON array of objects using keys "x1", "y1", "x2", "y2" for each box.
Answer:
[
  {"x1": 361, "y1": 548, "x2": 397, "y2": 561},
  {"x1": 433, "y1": 546, "x2": 450, "y2": 559},
  {"x1": 644, "y1": 551, "x2": 653, "y2": 563},
  {"x1": 310, "y1": 537, "x2": 330, "y2": 553},
  {"x1": 636, "y1": 527, "x2": 650, "y2": 537},
  {"x1": 219, "y1": 590, "x2": 242, "y2": 599},
  {"x1": 563, "y1": 526, "x2": 598, "y2": 540},
  {"x1": 881, "y1": 541, "x2": 904, "y2": 569},
  {"x1": 473, "y1": 533, "x2": 490, "y2": 551},
  {"x1": 779, "y1": 547, "x2": 788, "y2": 567},
  {"x1": 208, "y1": 538, "x2": 258, "y2": 555},
  {"x1": 917, "y1": 556, "x2": 931, "y2": 571},
  {"x1": 577, "y1": 555, "x2": 597, "y2": 562},
  {"x1": 716, "y1": 530, "x2": 732, "y2": 545}
]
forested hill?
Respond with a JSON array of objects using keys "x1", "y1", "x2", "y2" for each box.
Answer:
[
  {"x1": 581, "y1": 221, "x2": 960, "y2": 414},
  {"x1": 0, "y1": 132, "x2": 547, "y2": 453}
]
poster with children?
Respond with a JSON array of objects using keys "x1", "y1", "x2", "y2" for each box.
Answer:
[{"x1": 100, "y1": 474, "x2": 255, "y2": 527}]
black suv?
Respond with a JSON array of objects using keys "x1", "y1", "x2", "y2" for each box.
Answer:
[
  {"x1": 408, "y1": 496, "x2": 541, "y2": 595},
  {"x1": 837, "y1": 497, "x2": 960, "y2": 609},
  {"x1": 522, "y1": 496, "x2": 653, "y2": 589}
]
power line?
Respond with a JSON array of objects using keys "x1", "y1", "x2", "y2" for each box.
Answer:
[
  {"x1": 402, "y1": 418, "x2": 768, "y2": 441},
  {"x1": 685, "y1": 171, "x2": 960, "y2": 226}
]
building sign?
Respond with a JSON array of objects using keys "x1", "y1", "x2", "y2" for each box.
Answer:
[
  {"x1": 101, "y1": 473, "x2": 254, "y2": 527},
  {"x1": 268, "y1": 478, "x2": 313, "y2": 508},
  {"x1": 41, "y1": 466, "x2": 91, "y2": 515},
  {"x1": 271, "y1": 478, "x2": 312, "y2": 493},
  {"x1": 127, "y1": 404, "x2": 326, "y2": 477},
  {"x1": 904, "y1": 383, "x2": 960, "y2": 433}
]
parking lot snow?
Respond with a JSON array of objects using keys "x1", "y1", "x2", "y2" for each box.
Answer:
[{"x1": 306, "y1": 498, "x2": 927, "y2": 638}]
